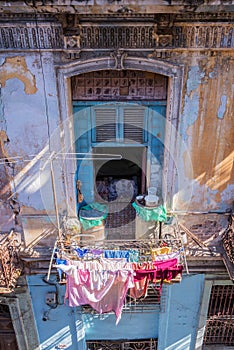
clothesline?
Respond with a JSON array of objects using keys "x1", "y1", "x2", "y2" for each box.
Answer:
[
  {"x1": 0, "y1": 152, "x2": 122, "y2": 165},
  {"x1": 54, "y1": 251, "x2": 183, "y2": 324},
  {"x1": 56, "y1": 237, "x2": 184, "y2": 259}
]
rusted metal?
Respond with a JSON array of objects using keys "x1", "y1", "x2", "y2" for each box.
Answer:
[
  {"x1": 86, "y1": 338, "x2": 158, "y2": 350},
  {"x1": 222, "y1": 214, "x2": 234, "y2": 264},
  {"x1": 0, "y1": 231, "x2": 22, "y2": 291},
  {"x1": 204, "y1": 285, "x2": 234, "y2": 345}
]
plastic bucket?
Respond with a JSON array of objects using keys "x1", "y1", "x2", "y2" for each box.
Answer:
[
  {"x1": 148, "y1": 187, "x2": 157, "y2": 196},
  {"x1": 81, "y1": 220, "x2": 105, "y2": 243}
]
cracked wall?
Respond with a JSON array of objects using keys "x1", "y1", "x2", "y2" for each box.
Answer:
[
  {"x1": 178, "y1": 53, "x2": 234, "y2": 211},
  {"x1": 0, "y1": 53, "x2": 65, "y2": 247},
  {"x1": 0, "y1": 57, "x2": 37, "y2": 95}
]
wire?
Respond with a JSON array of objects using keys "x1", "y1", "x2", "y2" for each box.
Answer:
[{"x1": 0, "y1": 152, "x2": 122, "y2": 166}]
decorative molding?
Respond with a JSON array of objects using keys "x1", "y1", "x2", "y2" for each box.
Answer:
[
  {"x1": 148, "y1": 51, "x2": 172, "y2": 59},
  {"x1": 173, "y1": 24, "x2": 234, "y2": 49},
  {"x1": 110, "y1": 49, "x2": 128, "y2": 70},
  {"x1": 80, "y1": 24, "x2": 156, "y2": 49},
  {"x1": 0, "y1": 14, "x2": 233, "y2": 51},
  {"x1": 71, "y1": 70, "x2": 167, "y2": 101},
  {"x1": 86, "y1": 338, "x2": 157, "y2": 350},
  {"x1": 0, "y1": 23, "x2": 63, "y2": 50}
]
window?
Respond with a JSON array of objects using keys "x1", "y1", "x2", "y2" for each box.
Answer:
[
  {"x1": 204, "y1": 285, "x2": 234, "y2": 345},
  {"x1": 92, "y1": 105, "x2": 146, "y2": 144}
]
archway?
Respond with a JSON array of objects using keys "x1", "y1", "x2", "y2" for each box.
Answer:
[{"x1": 56, "y1": 56, "x2": 184, "y2": 217}]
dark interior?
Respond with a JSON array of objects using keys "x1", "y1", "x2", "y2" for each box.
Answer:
[{"x1": 94, "y1": 147, "x2": 145, "y2": 202}]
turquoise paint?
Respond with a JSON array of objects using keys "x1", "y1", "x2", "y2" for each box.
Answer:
[
  {"x1": 186, "y1": 67, "x2": 201, "y2": 95},
  {"x1": 27, "y1": 274, "x2": 205, "y2": 350},
  {"x1": 158, "y1": 274, "x2": 205, "y2": 350},
  {"x1": 217, "y1": 95, "x2": 227, "y2": 119},
  {"x1": 73, "y1": 106, "x2": 94, "y2": 206},
  {"x1": 83, "y1": 310, "x2": 159, "y2": 340},
  {"x1": 27, "y1": 275, "x2": 86, "y2": 350},
  {"x1": 73, "y1": 101, "x2": 166, "y2": 202},
  {"x1": 147, "y1": 106, "x2": 166, "y2": 165},
  {"x1": 180, "y1": 66, "x2": 201, "y2": 140},
  {"x1": 208, "y1": 71, "x2": 217, "y2": 79},
  {"x1": 158, "y1": 286, "x2": 172, "y2": 349}
]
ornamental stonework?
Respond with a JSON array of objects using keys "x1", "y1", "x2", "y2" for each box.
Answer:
[
  {"x1": 0, "y1": 14, "x2": 233, "y2": 51},
  {"x1": 173, "y1": 25, "x2": 233, "y2": 49},
  {"x1": 0, "y1": 22, "x2": 63, "y2": 50},
  {"x1": 71, "y1": 70, "x2": 167, "y2": 101}
]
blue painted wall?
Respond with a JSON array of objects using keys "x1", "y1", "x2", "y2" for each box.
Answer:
[
  {"x1": 27, "y1": 273, "x2": 204, "y2": 350},
  {"x1": 158, "y1": 274, "x2": 205, "y2": 350},
  {"x1": 83, "y1": 310, "x2": 159, "y2": 340},
  {"x1": 27, "y1": 275, "x2": 86, "y2": 350}
]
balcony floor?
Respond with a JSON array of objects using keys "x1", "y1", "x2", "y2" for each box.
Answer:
[{"x1": 105, "y1": 202, "x2": 136, "y2": 240}]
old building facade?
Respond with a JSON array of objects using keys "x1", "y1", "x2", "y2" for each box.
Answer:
[{"x1": 0, "y1": 1, "x2": 233, "y2": 349}]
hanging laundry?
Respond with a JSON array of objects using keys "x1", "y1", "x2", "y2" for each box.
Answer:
[
  {"x1": 130, "y1": 258, "x2": 182, "y2": 298},
  {"x1": 90, "y1": 249, "x2": 103, "y2": 256},
  {"x1": 74, "y1": 248, "x2": 89, "y2": 258},
  {"x1": 133, "y1": 265, "x2": 183, "y2": 295},
  {"x1": 153, "y1": 250, "x2": 181, "y2": 261},
  {"x1": 104, "y1": 249, "x2": 139, "y2": 262},
  {"x1": 128, "y1": 249, "x2": 139, "y2": 263},
  {"x1": 129, "y1": 262, "x2": 154, "y2": 299},
  {"x1": 104, "y1": 250, "x2": 129, "y2": 260},
  {"x1": 87, "y1": 269, "x2": 134, "y2": 324},
  {"x1": 58, "y1": 260, "x2": 134, "y2": 324},
  {"x1": 153, "y1": 258, "x2": 178, "y2": 269},
  {"x1": 55, "y1": 258, "x2": 67, "y2": 282},
  {"x1": 151, "y1": 247, "x2": 172, "y2": 260}
]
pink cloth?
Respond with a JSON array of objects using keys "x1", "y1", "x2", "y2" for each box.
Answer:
[
  {"x1": 153, "y1": 258, "x2": 178, "y2": 270},
  {"x1": 62, "y1": 264, "x2": 134, "y2": 324},
  {"x1": 130, "y1": 258, "x2": 180, "y2": 298}
]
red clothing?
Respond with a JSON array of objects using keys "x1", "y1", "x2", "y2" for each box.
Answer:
[{"x1": 130, "y1": 258, "x2": 183, "y2": 298}]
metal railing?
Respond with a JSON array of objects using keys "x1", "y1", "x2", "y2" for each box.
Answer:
[
  {"x1": 86, "y1": 338, "x2": 158, "y2": 350},
  {"x1": 204, "y1": 285, "x2": 234, "y2": 345}
]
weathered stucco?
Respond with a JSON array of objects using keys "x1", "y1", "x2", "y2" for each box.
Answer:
[
  {"x1": 0, "y1": 53, "x2": 64, "y2": 213},
  {"x1": 0, "y1": 57, "x2": 37, "y2": 95},
  {"x1": 0, "y1": 6, "x2": 233, "y2": 350},
  {"x1": 183, "y1": 54, "x2": 234, "y2": 208}
]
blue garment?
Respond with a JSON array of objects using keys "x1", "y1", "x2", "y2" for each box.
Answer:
[
  {"x1": 128, "y1": 249, "x2": 139, "y2": 262},
  {"x1": 75, "y1": 248, "x2": 89, "y2": 258},
  {"x1": 56, "y1": 258, "x2": 67, "y2": 281},
  {"x1": 104, "y1": 250, "x2": 130, "y2": 260}
]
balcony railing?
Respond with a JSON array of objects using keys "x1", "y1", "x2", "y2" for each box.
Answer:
[{"x1": 0, "y1": 231, "x2": 22, "y2": 292}]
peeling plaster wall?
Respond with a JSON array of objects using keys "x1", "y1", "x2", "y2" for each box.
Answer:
[
  {"x1": 0, "y1": 25, "x2": 233, "y2": 237},
  {"x1": 0, "y1": 52, "x2": 66, "y2": 243},
  {"x1": 174, "y1": 53, "x2": 234, "y2": 212}
]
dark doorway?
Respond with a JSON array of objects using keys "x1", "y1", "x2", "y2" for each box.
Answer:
[
  {"x1": 94, "y1": 147, "x2": 146, "y2": 203},
  {"x1": 93, "y1": 147, "x2": 146, "y2": 240},
  {"x1": 0, "y1": 304, "x2": 18, "y2": 350}
]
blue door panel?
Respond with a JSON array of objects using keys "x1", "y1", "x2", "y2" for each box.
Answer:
[
  {"x1": 73, "y1": 102, "x2": 166, "y2": 207},
  {"x1": 73, "y1": 106, "x2": 94, "y2": 206},
  {"x1": 148, "y1": 105, "x2": 166, "y2": 165}
]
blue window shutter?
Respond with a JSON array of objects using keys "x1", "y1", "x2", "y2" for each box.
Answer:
[
  {"x1": 122, "y1": 106, "x2": 145, "y2": 143},
  {"x1": 73, "y1": 106, "x2": 94, "y2": 205},
  {"x1": 94, "y1": 106, "x2": 117, "y2": 143},
  {"x1": 148, "y1": 105, "x2": 166, "y2": 165}
]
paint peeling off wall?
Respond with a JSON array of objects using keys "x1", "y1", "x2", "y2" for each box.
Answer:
[
  {"x1": 182, "y1": 56, "x2": 234, "y2": 207},
  {"x1": 0, "y1": 57, "x2": 37, "y2": 94}
]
